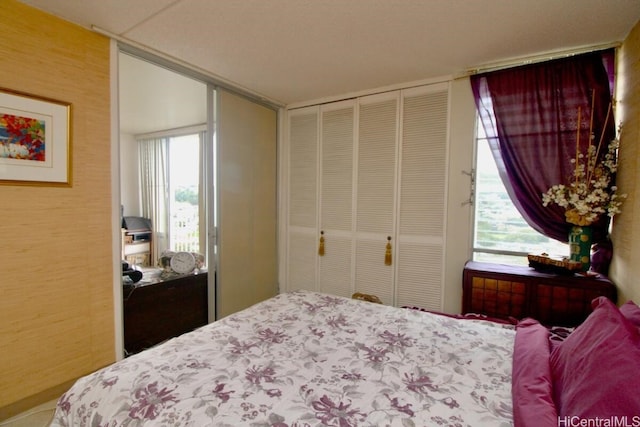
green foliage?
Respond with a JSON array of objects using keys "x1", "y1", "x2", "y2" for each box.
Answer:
[{"x1": 175, "y1": 187, "x2": 198, "y2": 205}]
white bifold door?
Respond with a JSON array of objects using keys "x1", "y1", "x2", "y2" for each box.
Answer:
[{"x1": 285, "y1": 83, "x2": 450, "y2": 310}]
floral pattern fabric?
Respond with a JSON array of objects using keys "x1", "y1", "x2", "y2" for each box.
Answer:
[{"x1": 51, "y1": 290, "x2": 516, "y2": 426}]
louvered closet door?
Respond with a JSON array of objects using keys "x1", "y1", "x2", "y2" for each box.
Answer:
[
  {"x1": 354, "y1": 93, "x2": 399, "y2": 304},
  {"x1": 287, "y1": 107, "x2": 319, "y2": 291},
  {"x1": 318, "y1": 101, "x2": 356, "y2": 298},
  {"x1": 395, "y1": 84, "x2": 449, "y2": 310}
]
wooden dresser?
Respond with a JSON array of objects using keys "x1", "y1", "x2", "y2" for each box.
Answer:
[
  {"x1": 462, "y1": 261, "x2": 616, "y2": 326},
  {"x1": 123, "y1": 272, "x2": 208, "y2": 355}
]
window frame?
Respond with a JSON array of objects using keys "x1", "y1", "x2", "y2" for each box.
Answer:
[{"x1": 471, "y1": 116, "x2": 568, "y2": 265}]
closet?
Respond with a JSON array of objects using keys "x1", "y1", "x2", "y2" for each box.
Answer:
[{"x1": 284, "y1": 83, "x2": 450, "y2": 310}]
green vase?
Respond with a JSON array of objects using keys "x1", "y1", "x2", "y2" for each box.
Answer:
[{"x1": 569, "y1": 225, "x2": 592, "y2": 272}]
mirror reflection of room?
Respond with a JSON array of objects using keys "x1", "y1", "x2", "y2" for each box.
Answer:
[{"x1": 119, "y1": 52, "x2": 208, "y2": 284}]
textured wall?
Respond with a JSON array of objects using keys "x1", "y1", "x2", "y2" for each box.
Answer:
[
  {"x1": 611, "y1": 19, "x2": 640, "y2": 304},
  {"x1": 0, "y1": 0, "x2": 114, "y2": 419}
]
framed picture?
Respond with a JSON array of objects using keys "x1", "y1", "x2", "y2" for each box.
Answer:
[{"x1": 0, "y1": 88, "x2": 71, "y2": 186}]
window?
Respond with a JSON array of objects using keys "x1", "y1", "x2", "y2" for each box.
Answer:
[
  {"x1": 138, "y1": 131, "x2": 206, "y2": 264},
  {"x1": 168, "y1": 134, "x2": 202, "y2": 253},
  {"x1": 473, "y1": 119, "x2": 568, "y2": 265}
]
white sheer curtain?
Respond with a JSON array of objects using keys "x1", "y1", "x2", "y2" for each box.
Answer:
[
  {"x1": 198, "y1": 130, "x2": 207, "y2": 259},
  {"x1": 138, "y1": 137, "x2": 169, "y2": 263}
]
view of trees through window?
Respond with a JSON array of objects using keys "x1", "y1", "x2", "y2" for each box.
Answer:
[
  {"x1": 168, "y1": 134, "x2": 201, "y2": 254},
  {"x1": 473, "y1": 123, "x2": 568, "y2": 265}
]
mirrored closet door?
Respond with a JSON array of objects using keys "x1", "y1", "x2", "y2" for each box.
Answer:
[{"x1": 118, "y1": 49, "x2": 279, "y2": 340}]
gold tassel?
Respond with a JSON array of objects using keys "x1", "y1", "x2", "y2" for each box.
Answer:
[
  {"x1": 318, "y1": 231, "x2": 325, "y2": 256},
  {"x1": 384, "y1": 236, "x2": 392, "y2": 266}
]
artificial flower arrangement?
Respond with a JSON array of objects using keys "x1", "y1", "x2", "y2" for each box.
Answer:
[{"x1": 542, "y1": 103, "x2": 625, "y2": 226}]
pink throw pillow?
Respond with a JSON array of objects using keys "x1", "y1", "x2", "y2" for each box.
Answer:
[
  {"x1": 512, "y1": 318, "x2": 557, "y2": 427},
  {"x1": 619, "y1": 300, "x2": 640, "y2": 329},
  {"x1": 550, "y1": 297, "x2": 640, "y2": 417}
]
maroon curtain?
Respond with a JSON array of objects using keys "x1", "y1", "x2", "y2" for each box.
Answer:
[{"x1": 470, "y1": 49, "x2": 616, "y2": 244}]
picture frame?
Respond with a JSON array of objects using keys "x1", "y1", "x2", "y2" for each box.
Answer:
[{"x1": 0, "y1": 88, "x2": 71, "y2": 186}]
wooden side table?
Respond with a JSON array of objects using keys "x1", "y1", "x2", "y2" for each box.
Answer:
[{"x1": 462, "y1": 261, "x2": 617, "y2": 326}]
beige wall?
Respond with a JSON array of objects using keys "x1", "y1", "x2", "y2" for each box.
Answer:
[
  {"x1": 611, "y1": 19, "x2": 640, "y2": 304},
  {"x1": 0, "y1": 1, "x2": 114, "y2": 419}
]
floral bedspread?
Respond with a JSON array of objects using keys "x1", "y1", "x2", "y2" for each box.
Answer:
[{"x1": 51, "y1": 290, "x2": 515, "y2": 426}]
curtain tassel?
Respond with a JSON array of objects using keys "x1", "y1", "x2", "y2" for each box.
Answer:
[
  {"x1": 384, "y1": 236, "x2": 392, "y2": 265},
  {"x1": 318, "y1": 231, "x2": 325, "y2": 256}
]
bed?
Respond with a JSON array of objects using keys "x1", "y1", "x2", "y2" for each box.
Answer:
[{"x1": 50, "y1": 290, "x2": 640, "y2": 426}]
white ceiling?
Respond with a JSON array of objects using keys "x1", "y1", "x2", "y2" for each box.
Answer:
[
  {"x1": 16, "y1": 0, "x2": 640, "y2": 135},
  {"x1": 118, "y1": 53, "x2": 207, "y2": 135},
  {"x1": 18, "y1": 0, "x2": 640, "y2": 107}
]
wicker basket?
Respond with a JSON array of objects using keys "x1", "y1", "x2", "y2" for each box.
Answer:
[{"x1": 528, "y1": 253, "x2": 582, "y2": 275}]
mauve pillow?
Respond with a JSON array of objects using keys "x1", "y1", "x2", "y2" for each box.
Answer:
[
  {"x1": 619, "y1": 300, "x2": 640, "y2": 329},
  {"x1": 550, "y1": 296, "x2": 640, "y2": 417},
  {"x1": 512, "y1": 318, "x2": 557, "y2": 427}
]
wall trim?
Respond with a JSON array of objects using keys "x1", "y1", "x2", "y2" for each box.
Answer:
[
  {"x1": 110, "y1": 39, "x2": 124, "y2": 362},
  {"x1": 0, "y1": 379, "x2": 74, "y2": 421}
]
